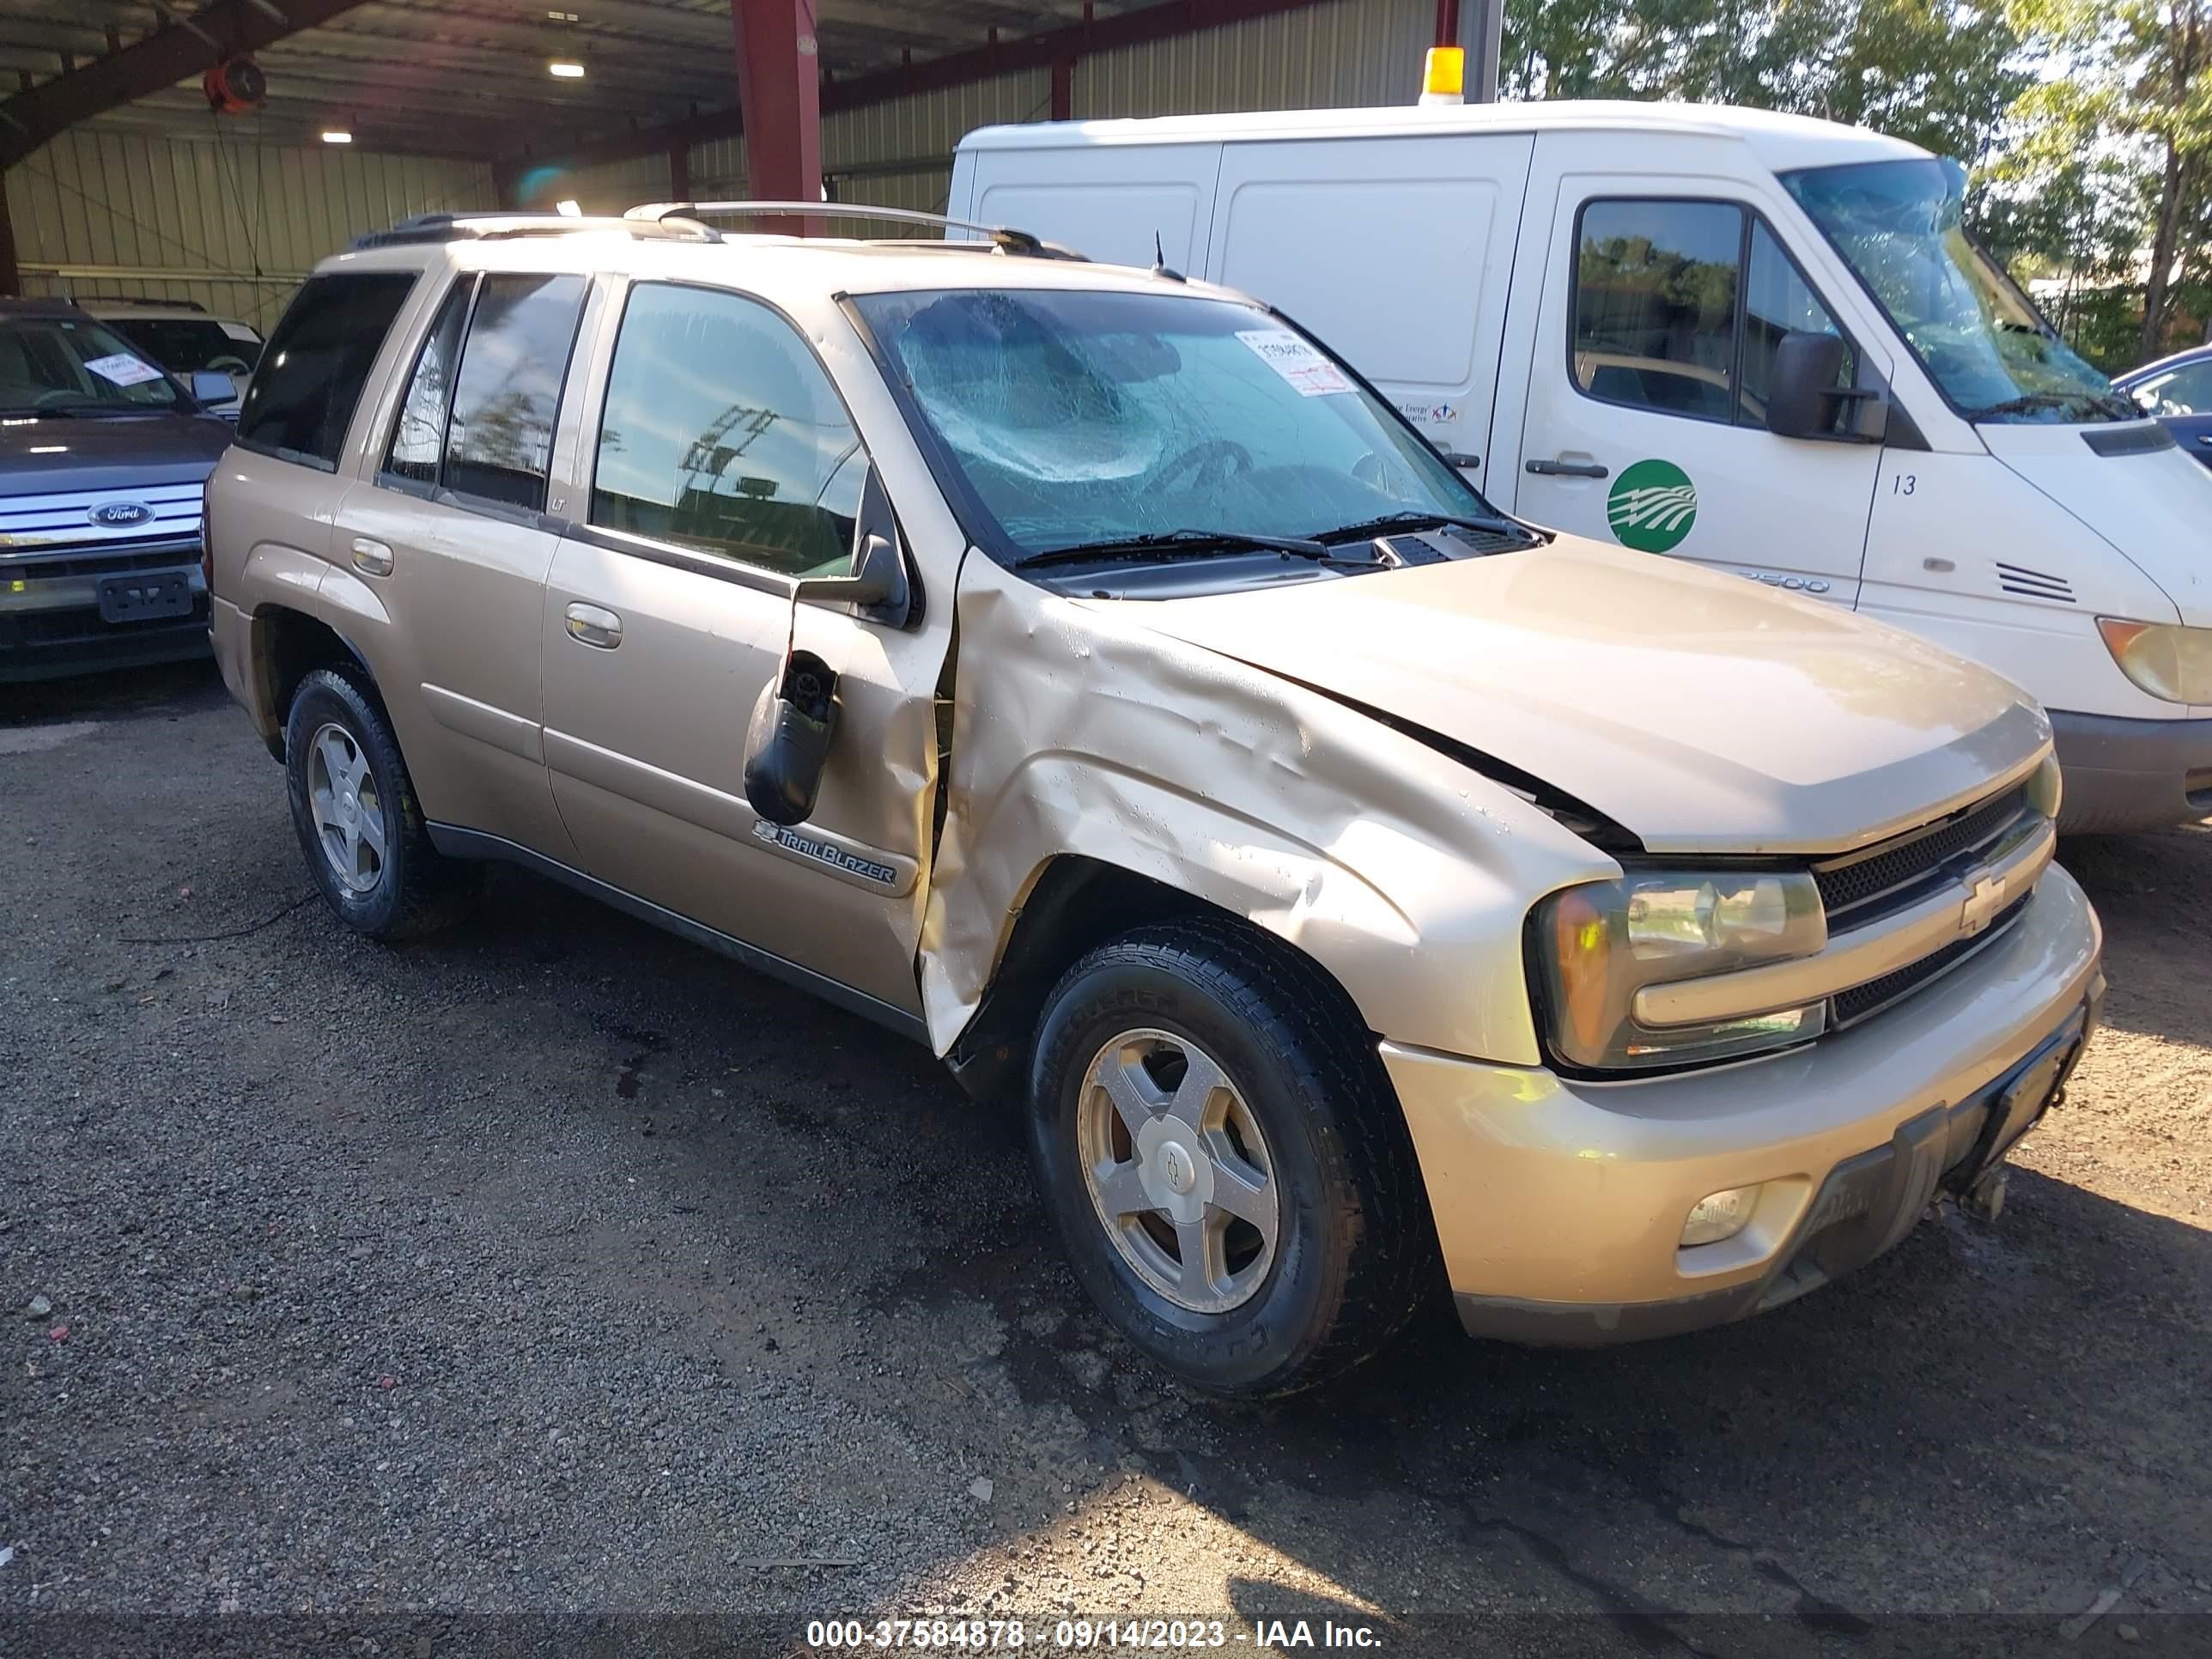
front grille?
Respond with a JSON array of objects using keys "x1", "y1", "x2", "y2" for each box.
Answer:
[
  {"x1": 1814, "y1": 785, "x2": 2031, "y2": 931},
  {"x1": 1830, "y1": 893, "x2": 2031, "y2": 1028},
  {"x1": 0, "y1": 481, "x2": 204, "y2": 553}
]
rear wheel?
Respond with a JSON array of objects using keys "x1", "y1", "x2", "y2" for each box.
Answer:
[
  {"x1": 1028, "y1": 918, "x2": 1435, "y2": 1398},
  {"x1": 283, "y1": 666, "x2": 476, "y2": 939}
]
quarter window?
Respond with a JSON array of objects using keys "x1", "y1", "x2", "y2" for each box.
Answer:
[
  {"x1": 236, "y1": 272, "x2": 416, "y2": 470},
  {"x1": 591, "y1": 283, "x2": 864, "y2": 578},
  {"x1": 1741, "y1": 222, "x2": 1853, "y2": 425},
  {"x1": 384, "y1": 279, "x2": 472, "y2": 489},
  {"x1": 1572, "y1": 200, "x2": 1852, "y2": 430},
  {"x1": 441, "y1": 273, "x2": 586, "y2": 511}
]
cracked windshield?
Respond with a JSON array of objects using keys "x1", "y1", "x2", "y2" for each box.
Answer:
[
  {"x1": 853, "y1": 288, "x2": 1492, "y2": 562},
  {"x1": 1784, "y1": 158, "x2": 2132, "y2": 423}
]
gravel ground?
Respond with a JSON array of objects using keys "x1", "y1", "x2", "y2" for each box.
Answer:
[{"x1": 2, "y1": 661, "x2": 2208, "y2": 1658}]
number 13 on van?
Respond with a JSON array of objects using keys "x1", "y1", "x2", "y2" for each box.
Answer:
[{"x1": 1237, "y1": 328, "x2": 1351, "y2": 396}]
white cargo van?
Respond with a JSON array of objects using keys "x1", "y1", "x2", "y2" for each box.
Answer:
[{"x1": 950, "y1": 100, "x2": 2212, "y2": 831}]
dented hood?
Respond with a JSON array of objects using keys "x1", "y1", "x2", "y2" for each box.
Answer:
[{"x1": 1103, "y1": 538, "x2": 2050, "y2": 855}]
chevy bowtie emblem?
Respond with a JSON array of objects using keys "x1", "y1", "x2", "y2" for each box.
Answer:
[{"x1": 1960, "y1": 869, "x2": 2008, "y2": 937}]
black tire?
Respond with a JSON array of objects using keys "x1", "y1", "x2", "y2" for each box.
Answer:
[
  {"x1": 283, "y1": 665, "x2": 477, "y2": 939},
  {"x1": 1027, "y1": 916, "x2": 1436, "y2": 1398}
]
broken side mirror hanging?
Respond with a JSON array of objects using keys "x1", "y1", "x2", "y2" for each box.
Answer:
[{"x1": 744, "y1": 648, "x2": 840, "y2": 827}]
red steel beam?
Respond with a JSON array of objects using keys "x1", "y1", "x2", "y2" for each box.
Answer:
[
  {"x1": 730, "y1": 0, "x2": 823, "y2": 234},
  {"x1": 0, "y1": 0, "x2": 384, "y2": 171},
  {"x1": 526, "y1": 0, "x2": 1331, "y2": 173}
]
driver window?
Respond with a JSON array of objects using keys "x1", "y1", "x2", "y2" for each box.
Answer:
[
  {"x1": 1572, "y1": 199, "x2": 1743, "y2": 422},
  {"x1": 591, "y1": 283, "x2": 864, "y2": 578}
]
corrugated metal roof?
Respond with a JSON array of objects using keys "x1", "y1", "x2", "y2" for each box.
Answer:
[{"x1": 0, "y1": 0, "x2": 1164, "y2": 158}]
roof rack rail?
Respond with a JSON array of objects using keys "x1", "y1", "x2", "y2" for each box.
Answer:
[
  {"x1": 623, "y1": 200, "x2": 1088, "y2": 261},
  {"x1": 349, "y1": 211, "x2": 720, "y2": 251}
]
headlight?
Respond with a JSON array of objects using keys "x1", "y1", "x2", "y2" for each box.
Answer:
[
  {"x1": 2097, "y1": 617, "x2": 2212, "y2": 704},
  {"x1": 1533, "y1": 870, "x2": 1828, "y2": 1072}
]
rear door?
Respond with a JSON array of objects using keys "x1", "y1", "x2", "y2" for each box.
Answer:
[
  {"x1": 1203, "y1": 132, "x2": 1533, "y2": 490},
  {"x1": 1511, "y1": 159, "x2": 1890, "y2": 604},
  {"x1": 327, "y1": 267, "x2": 587, "y2": 860},
  {"x1": 538, "y1": 278, "x2": 949, "y2": 1023}
]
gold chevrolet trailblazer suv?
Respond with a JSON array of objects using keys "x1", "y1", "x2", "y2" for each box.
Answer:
[{"x1": 207, "y1": 204, "x2": 2104, "y2": 1397}]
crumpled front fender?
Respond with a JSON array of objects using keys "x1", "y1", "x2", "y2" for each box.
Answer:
[{"x1": 921, "y1": 558, "x2": 1616, "y2": 1066}]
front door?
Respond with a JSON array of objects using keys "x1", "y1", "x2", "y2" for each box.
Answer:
[
  {"x1": 539, "y1": 278, "x2": 949, "y2": 1023},
  {"x1": 1515, "y1": 175, "x2": 1888, "y2": 605}
]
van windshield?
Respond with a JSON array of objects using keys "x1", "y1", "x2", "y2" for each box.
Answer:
[
  {"x1": 1784, "y1": 159, "x2": 2133, "y2": 425},
  {"x1": 851, "y1": 287, "x2": 1495, "y2": 562}
]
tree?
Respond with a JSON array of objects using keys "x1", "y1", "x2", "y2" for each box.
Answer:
[
  {"x1": 1503, "y1": 0, "x2": 2027, "y2": 167},
  {"x1": 2004, "y1": 0, "x2": 2212, "y2": 356}
]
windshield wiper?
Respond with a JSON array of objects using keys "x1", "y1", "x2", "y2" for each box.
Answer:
[
  {"x1": 1012, "y1": 527, "x2": 1350, "y2": 568},
  {"x1": 1307, "y1": 508, "x2": 1532, "y2": 545},
  {"x1": 1972, "y1": 390, "x2": 2136, "y2": 422}
]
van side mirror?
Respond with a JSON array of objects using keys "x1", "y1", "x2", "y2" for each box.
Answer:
[
  {"x1": 1764, "y1": 331, "x2": 1850, "y2": 440},
  {"x1": 189, "y1": 369, "x2": 237, "y2": 406},
  {"x1": 793, "y1": 467, "x2": 915, "y2": 628}
]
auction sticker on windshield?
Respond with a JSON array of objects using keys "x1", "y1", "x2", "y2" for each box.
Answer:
[
  {"x1": 83, "y1": 353, "x2": 163, "y2": 387},
  {"x1": 1236, "y1": 329, "x2": 1350, "y2": 397}
]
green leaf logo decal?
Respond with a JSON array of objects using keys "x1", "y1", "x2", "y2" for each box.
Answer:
[{"x1": 1606, "y1": 459, "x2": 1698, "y2": 553}]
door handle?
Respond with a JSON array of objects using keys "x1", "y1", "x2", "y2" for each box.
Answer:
[
  {"x1": 564, "y1": 602, "x2": 623, "y2": 649},
  {"x1": 349, "y1": 537, "x2": 394, "y2": 577},
  {"x1": 1525, "y1": 457, "x2": 1611, "y2": 479}
]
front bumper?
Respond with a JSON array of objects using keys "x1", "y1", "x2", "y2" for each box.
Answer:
[
  {"x1": 1383, "y1": 866, "x2": 2104, "y2": 1346},
  {"x1": 2050, "y1": 708, "x2": 2212, "y2": 832},
  {"x1": 0, "y1": 559, "x2": 210, "y2": 683}
]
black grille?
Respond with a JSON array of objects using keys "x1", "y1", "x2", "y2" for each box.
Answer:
[
  {"x1": 1830, "y1": 894, "x2": 2031, "y2": 1028},
  {"x1": 1814, "y1": 785, "x2": 2030, "y2": 930}
]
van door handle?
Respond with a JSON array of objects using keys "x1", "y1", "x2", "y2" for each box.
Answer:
[
  {"x1": 1525, "y1": 457, "x2": 1611, "y2": 479},
  {"x1": 350, "y1": 537, "x2": 394, "y2": 576},
  {"x1": 564, "y1": 602, "x2": 623, "y2": 649}
]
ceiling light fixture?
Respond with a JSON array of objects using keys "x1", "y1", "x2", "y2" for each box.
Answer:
[
  {"x1": 320, "y1": 128, "x2": 352, "y2": 143},
  {"x1": 548, "y1": 58, "x2": 585, "y2": 78}
]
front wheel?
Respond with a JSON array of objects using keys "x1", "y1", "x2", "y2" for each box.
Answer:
[{"x1": 1027, "y1": 919, "x2": 1435, "y2": 1398}]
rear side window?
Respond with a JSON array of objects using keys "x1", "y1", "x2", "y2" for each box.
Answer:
[
  {"x1": 236, "y1": 272, "x2": 416, "y2": 471},
  {"x1": 441, "y1": 273, "x2": 586, "y2": 511}
]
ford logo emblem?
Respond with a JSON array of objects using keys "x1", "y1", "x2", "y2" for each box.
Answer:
[{"x1": 89, "y1": 501, "x2": 155, "y2": 528}]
